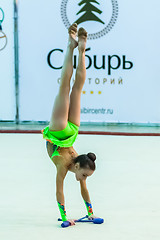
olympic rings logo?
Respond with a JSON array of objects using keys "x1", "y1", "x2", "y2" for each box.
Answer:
[{"x1": 0, "y1": 8, "x2": 7, "y2": 51}]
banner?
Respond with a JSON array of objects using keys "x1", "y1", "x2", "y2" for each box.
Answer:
[
  {"x1": 0, "y1": 0, "x2": 15, "y2": 121},
  {"x1": 19, "y1": 0, "x2": 160, "y2": 123}
]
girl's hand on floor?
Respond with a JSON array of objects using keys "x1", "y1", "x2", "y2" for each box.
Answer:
[
  {"x1": 68, "y1": 219, "x2": 76, "y2": 226},
  {"x1": 88, "y1": 214, "x2": 97, "y2": 220}
]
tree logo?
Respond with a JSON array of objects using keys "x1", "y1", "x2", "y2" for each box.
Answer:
[
  {"x1": 61, "y1": 0, "x2": 118, "y2": 40},
  {"x1": 0, "y1": 8, "x2": 7, "y2": 51},
  {"x1": 76, "y1": 0, "x2": 105, "y2": 25}
]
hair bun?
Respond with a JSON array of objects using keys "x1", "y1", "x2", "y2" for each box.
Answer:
[{"x1": 87, "y1": 152, "x2": 96, "y2": 162}]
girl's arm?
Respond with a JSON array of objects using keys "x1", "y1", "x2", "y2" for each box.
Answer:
[
  {"x1": 80, "y1": 180, "x2": 94, "y2": 218},
  {"x1": 56, "y1": 164, "x2": 75, "y2": 225},
  {"x1": 56, "y1": 166, "x2": 67, "y2": 203},
  {"x1": 80, "y1": 179, "x2": 91, "y2": 202},
  {"x1": 56, "y1": 165, "x2": 68, "y2": 221}
]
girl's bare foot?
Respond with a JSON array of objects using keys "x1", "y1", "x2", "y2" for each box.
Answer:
[
  {"x1": 78, "y1": 27, "x2": 87, "y2": 52},
  {"x1": 68, "y1": 23, "x2": 78, "y2": 49}
]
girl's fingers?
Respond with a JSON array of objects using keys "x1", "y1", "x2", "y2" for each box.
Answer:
[{"x1": 68, "y1": 219, "x2": 76, "y2": 225}]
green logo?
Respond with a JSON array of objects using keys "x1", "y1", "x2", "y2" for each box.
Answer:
[
  {"x1": 61, "y1": 0, "x2": 118, "y2": 40},
  {"x1": 75, "y1": 0, "x2": 104, "y2": 25}
]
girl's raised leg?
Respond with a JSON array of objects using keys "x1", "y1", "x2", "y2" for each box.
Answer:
[
  {"x1": 68, "y1": 28, "x2": 87, "y2": 127},
  {"x1": 49, "y1": 23, "x2": 78, "y2": 131}
]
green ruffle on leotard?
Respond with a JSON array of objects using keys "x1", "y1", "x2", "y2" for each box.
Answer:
[{"x1": 42, "y1": 121, "x2": 79, "y2": 158}]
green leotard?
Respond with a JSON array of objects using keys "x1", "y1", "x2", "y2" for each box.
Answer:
[{"x1": 42, "y1": 121, "x2": 79, "y2": 158}]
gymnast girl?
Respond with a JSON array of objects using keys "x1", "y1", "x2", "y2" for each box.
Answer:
[{"x1": 42, "y1": 23, "x2": 98, "y2": 226}]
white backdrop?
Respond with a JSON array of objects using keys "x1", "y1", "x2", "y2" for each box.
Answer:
[
  {"x1": 18, "y1": 0, "x2": 160, "y2": 123},
  {"x1": 0, "y1": 0, "x2": 15, "y2": 121}
]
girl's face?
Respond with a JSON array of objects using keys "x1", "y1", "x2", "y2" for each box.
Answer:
[{"x1": 75, "y1": 164, "x2": 94, "y2": 181}]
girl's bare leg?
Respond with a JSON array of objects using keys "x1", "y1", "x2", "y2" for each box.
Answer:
[
  {"x1": 49, "y1": 23, "x2": 78, "y2": 131},
  {"x1": 68, "y1": 28, "x2": 87, "y2": 127}
]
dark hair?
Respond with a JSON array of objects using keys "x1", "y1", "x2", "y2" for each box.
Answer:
[{"x1": 74, "y1": 152, "x2": 96, "y2": 171}]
